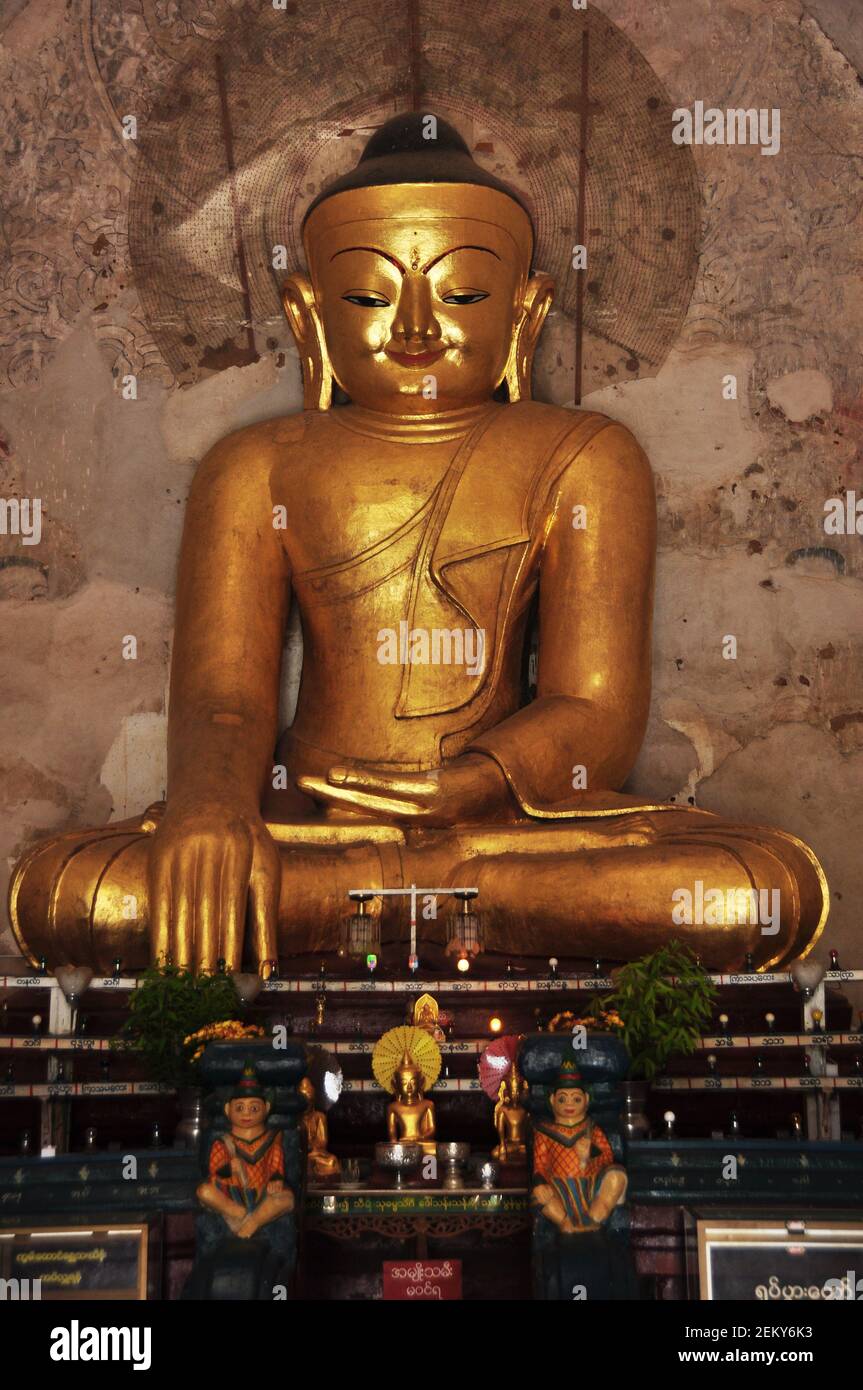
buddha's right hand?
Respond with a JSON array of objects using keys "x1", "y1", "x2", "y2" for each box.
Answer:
[{"x1": 148, "y1": 800, "x2": 279, "y2": 972}]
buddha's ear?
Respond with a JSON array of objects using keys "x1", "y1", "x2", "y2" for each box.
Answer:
[
  {"x1": 502, "y1": 272, "x2": 554, "y2": 402},
  {"x1": 281, "y1": 272, "x2": 333, "y2": 411}
]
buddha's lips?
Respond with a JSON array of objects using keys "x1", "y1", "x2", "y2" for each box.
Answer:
[{"x1": 385, "y1": 348, "x2": 445, "y2": 368}]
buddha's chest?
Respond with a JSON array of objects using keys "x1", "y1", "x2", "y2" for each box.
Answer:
[
  {"x1": 272, "y1": 433, "x2": 456, "y2": 576},
  {"x1": 390, "y1": 1101, "x2": 431, "y2": 1129}
]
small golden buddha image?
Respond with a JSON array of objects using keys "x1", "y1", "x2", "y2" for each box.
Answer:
[
  {"x1": 492, "y1": 1064, "x2": 529, "y2": 1164},
  {"x1": 10, "y1": 111, "x2": 827, "y2": 979},
  {"x1": 298, "y1": 1076, "x2": 340, "y2": 1182},
  {"x1": 412, "y1": 993, "x2": 446, "y2": 1043},
  {"x1": 387, "y1": 1050, "x2": 437, "y2": 1155},
  {"x1": 372, "y1": 1024, "x2": 441, "y2": 1156}
]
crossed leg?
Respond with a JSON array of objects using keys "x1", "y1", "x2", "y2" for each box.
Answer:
[{"x1": 10, "y1": 806, "x2": 826, "y2": 972}]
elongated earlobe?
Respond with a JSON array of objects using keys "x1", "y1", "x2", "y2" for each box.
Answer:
[
  {"x1": 282, "y1": 274, "x2": 333, "y2": 411},
  {"x1": 501, "y1": 273, "x2": 554, "y2": 402}
]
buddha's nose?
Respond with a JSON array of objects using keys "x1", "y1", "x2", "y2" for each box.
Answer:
[{"x1": 391, "y1": 273, "x2": 441, "y2": 347}]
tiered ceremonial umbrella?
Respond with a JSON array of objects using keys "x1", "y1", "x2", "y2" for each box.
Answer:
[{"x1": 478, "y1": 1034, "x2": 521, "y2": 1100}]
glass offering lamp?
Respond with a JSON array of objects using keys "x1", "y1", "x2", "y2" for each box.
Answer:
[
  {"x1": 446, "y1": 889, "x2": 483, "y2": 964},
  {"x1": 341, "y1": 891, "x2": 381, "y2": 959}
]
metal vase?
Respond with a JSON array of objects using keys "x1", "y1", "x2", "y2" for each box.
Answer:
[{"x1": 436, "y1": 1141, "x2": 470, "y2": 1189}]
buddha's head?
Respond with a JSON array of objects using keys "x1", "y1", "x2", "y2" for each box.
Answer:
[
  {"x1": 548, "y1": 1059, "x2": 589, "y2": 1126},
  {"x1": 284, "y1": 113, "x2": 553, "y2": 413},
  {"x1": 394, "y1": 1049, "x2": 423, "y2": 1101},
  {"x1": 298, "y1": 1076, "x2": 316, "y2": 1107},
  {"x1": 509, "y1": 1064, "x2": 526, "y2": 1104}
]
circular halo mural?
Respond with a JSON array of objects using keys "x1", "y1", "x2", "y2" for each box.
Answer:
[{"x1": 85, "y1": 0, "x2": 699, "y2": 397}]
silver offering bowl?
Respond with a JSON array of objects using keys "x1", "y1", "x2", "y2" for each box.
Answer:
[
  {"x1": 375, "y1": 1142, "x2": 422, "y2": 1188},
  {"x1": 436, "y1": 1141, "x2": 470, "y2": 1189}
]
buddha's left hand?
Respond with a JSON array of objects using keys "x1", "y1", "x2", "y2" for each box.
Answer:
[{"x1": 298, "y1": 753, "x2": 513, "y2": 826}]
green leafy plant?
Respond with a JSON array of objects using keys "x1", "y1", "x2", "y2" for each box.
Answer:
[
  {"x1": 591, "y1": 940, "x2": 717, "y2": 1080},
  {"x1": 117, "y1": 963, "x2": 241, "y2": 1089}
]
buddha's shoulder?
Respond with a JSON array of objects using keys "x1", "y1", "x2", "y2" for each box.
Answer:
[
  {"x1": 194, "y1": 412, "x2": 315, "y2": 483},
  {"x1": 506, "y1": 400, "x2": 644, "y2": 454},
  {"x1": 209, "y1": 411, "x2": 312, "y2": 457}
]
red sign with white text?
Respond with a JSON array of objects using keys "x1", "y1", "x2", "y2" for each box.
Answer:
[{"x1": 383, "y1": 1259, "x2": 462, "y2": 1300}]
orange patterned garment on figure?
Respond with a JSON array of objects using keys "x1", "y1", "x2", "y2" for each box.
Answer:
[
  {"x1": 533, "y1": 1118, "x2": 620, "y2": 1228},
  {"x1": 208, "y1": 1128, "x2": 286, "y2": 1213}
]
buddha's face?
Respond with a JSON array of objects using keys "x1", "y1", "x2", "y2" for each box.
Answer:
[
  {"x1": 225, "y1": 1096, "x2": 268, "y2": 1131},
  {"x1": 396, "y1": 1067, "x2": 420, "y2": 1100},
  {"x1": 550, "y1": 1086, "x2": 588, "y2": 1126},
  {"x1": 302, "y1": 197, "x2": 531, "y2": 414}
]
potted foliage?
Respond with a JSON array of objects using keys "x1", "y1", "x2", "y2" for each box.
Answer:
[
  {"x1": 591, "y1": 940, "x2": 717, "y2": 1139},
  {"x1": 117, "y1": 963, "x2": 264, "y2": 1146}
]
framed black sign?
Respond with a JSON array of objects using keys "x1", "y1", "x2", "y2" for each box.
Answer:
[
  {"x1": 691, "y1": 1215, "x2": 863, "y2": 1301},
  {"x1": 0, "y1": 1223, "x2": 148, "y2": 1300}
]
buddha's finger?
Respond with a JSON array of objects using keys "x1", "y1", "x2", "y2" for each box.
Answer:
[
  {"x1": 327, "y1": 766, "x2": 437, "y2": 800},
  {"x1": 194, "y1": 853, "x2": 219, "y2": 972},
  {"x1": 171, "y1": 857, "x2": 195, "y2": 969},
  {"x1": 219, "y1": 842, "x2": 249, "y2": 974},
  {"x1": 149, "y1": 856, "x2": 172, "y2": 965},
  {"x1": 249, "y1": 865, "x2": 278, "y2": 973},
  {"x1": 298, "y1": 776, "x2": 425, "y2": 819}
]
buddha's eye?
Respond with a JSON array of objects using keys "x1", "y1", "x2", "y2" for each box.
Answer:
[
  {"x1": 342, "y1": 292, "x2": 390, "y2": 307},
  {"x1": 441, "y1": 290, "x2": 490, "y2": 305}
]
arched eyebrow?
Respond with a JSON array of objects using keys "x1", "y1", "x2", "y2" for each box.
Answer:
[
  {"x1": 329, "y1": 244, "x2": 501, "y2": 275},
  {"x1": 330, "y1": 246, "x2": 406, "y2": 273},
  {"x1": 422, "y1": 245, "x2": 501, "y2": 272}
]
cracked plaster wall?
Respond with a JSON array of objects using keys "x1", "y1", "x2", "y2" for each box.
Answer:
[{"x1": 1, "y1": 0, "x2": 861, "y2": 988}]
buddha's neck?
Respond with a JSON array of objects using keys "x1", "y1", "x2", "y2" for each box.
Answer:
[{"x1": 333, "y1": 400, "x2": 497, "y2": 444}]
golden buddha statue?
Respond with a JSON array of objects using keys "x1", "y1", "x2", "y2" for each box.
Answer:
[
  {"x1": 412, "y1": 993, "x2": 445, "y2": 1042},
  {"x1": 9, "y1": 113, "x2": 827, "y2": 976},
  {"x1": 386, "y1": 1049, "x2": 437, "y2": 1155},
  {"x1": 298, "y1": 1076, "x2": 340, "y2": 1182},
  {"x1": 492, "y1": 1064, "x2": 529, "y2": 1164}
]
